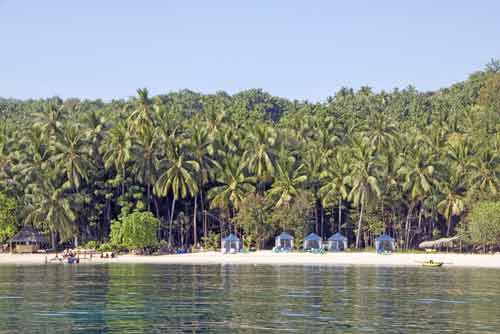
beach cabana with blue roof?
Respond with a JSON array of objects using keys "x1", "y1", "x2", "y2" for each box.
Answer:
[
  {"x1": 375, "y1": 234, "x2": 395, "y2": 253},
  {"x1": 275, "y1": 232, "x2": 294, "y2": 250},
  {"x1": 327, "y1": 232, "x2": 348, "y2": 251},
  {"x1": 221, "y1": 234, "x2": 241, "y2": 253},
  {"x1": 303, "y1": 233, "x2": 322, "y2": 250}
]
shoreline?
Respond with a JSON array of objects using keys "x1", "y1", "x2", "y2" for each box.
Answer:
[{"x1": 2, "y1": 251, "x2": 500, "y2": 268}]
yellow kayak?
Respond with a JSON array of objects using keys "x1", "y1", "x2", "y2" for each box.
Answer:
[{"x1": 422, "y1": 261, "x2": 443, "y2": 267}]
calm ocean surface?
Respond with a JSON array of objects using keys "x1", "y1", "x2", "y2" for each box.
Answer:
[{"x1": 1, "y1": 264, "x2": 500, "y2": 333}]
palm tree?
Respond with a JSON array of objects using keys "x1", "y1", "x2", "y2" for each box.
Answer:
[
  {"x1": 437, "y1": 180, "x2": 465, "y2": 236},
  {"x1": 208, "y1": 154, "x2": 256, "y2": 224},
  {"x1": 82, "y1": 109, "x2": 106, "y2": 166},
  {"x1": 302, "y1": 145, "x2": 330, "y2": 235},
  {"x1": 398, "y1": 147, "x2": 439, "y2": 248},
  {"x1": 267, "y1": 156, "x2": 307, "y2": 208},
  {"x1": 363, "y1": 112, "x2": 398, "y2": 153},
  {"x1": 25, "y1": 181, "x2": 76, "y2": 249},
  {"x1": 128, "y1": 88, "x2": 155, "y2": 135},
  {"x1": 0, "y1": 122, "x2": 15, "y2": 180},
  {"x1": 13, "y1": 126, "x2": 52, "y2": 186},
  {"x1": 100, "y1": 121, "x2": 132, "y2": 195},
  {"x1": 446, "y1": 137, "x2": 473, "y2": 179},
  {"x1": 348, "y1": 138, "x2": 381, "y2": 248},
  {"x1": 186, "y1": 122, "x2": 215, "y2": 242},
  {"x1": 469, "y1": 149, "x2": 499, "y2": 197},
  {"x1": 52, "y1": 124, "x2": 93, "y2": 190},
  {"x1": 155, "y1": 140, "x2": 199, "y2": 246},
  {"x1": 320, "y1": 151, "x2": 350, "y2": 233},
  {"x1": 242, "y1": 123, "x2": 277, "y2": 189},
  {"x1": 33, "y1": 102, "x2": 67, "y2": 140},
  {"x1": 132, "y1": 126, "x2": 159, "y2": 211}
]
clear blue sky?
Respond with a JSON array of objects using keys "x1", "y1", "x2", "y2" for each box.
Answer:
[{"x1": 1, "y1": 1, "x2": 499, "y2": 101}]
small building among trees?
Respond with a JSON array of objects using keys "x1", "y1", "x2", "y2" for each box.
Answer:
[
  {"x1": 9, "y1": 225, "x2": 48, "y2": 253},
  {"x1": 327, "y1": 232, "x2": 348, "y2": 251},
  {"x1": 303, "y1": 233, "x2": 322, "y2": 250},
  {"x1": 221, "y1": 234, "x2": 241, "y2": 253},
  {"x1": 375, "y1": 234, "x2": 395, "y2": 253},
  {"x1": 275, "y1": 232, "x2": 294, "y2": 251}
]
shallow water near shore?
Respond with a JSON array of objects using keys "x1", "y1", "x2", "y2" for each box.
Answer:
[{"x1": 1, "y1": 264, "x2": 500, "y2": 333}]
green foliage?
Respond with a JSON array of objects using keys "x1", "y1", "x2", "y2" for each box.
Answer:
[
  {"x1": 467, "y1": 202, "x2": 500, "y2": 247},
  {"x1": 97, "y1": 242, "x2": 117, "y2": 252},
  {"x1": 242, "y1": 234, "x2": 254, "y2": 250},
  {"x1": 80, "y1": 240, "x2": 97, "y2": 249},
  {"x1": 234, "y1": 194, "x2": 273, "y2": 249},
  {"x1": 110, "y1": 210, "x2": 159, "y2": 251},
  {"x1": 270, "y1": 192, "x2": 313, "y2": 247},
  {"x1": 0, "y1": 61, "x2": 498, "y2": 251},
  {"x1": 201, "y1": 232, "x2": 220, "y2": 251},
  {"x1": 0, "y1": 193, "x2": 18, "y2": 243}
]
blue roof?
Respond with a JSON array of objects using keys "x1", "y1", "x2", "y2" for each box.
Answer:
[
  {"x1": 276, "y1": 232, "x2": 293, "y2": 240},
  {"x1": 375, "y1": 234, "x2": 394, "y2": 241},
  {"x1": 328, "y1": 232, "x2": 347, "y2": 241},
  {"x1": 223, "y1": 234, "x2": 240, "y2": 241},
  {"x1": 304, "y1": 233, "x2": 321, "y2": 241}
]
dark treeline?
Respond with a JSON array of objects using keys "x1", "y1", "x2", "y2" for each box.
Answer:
[{"x1": 0, "y1": 61, "x2": 498, "y2": 250}]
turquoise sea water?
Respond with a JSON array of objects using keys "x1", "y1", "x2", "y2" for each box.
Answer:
[{"x1": 1, "y1": 264, "x2": 500, "y2": 333}]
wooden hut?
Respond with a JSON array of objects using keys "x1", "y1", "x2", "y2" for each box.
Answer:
[
  {"x1": 275, "y1": 232, "x2": 294, "y2": 251},
  {"x1": 9, "y1": 225, "x2": 48, "y2": 253},
  {"x1": 375, "y1": 234, "x2": 395, "y2": 253},
  {"x1": 327, "y1": 232, "x2": 348, "y2": 251},
  {"x1": 303, "y1": 233, "x2": 322, "y2": 250},
  {"x1": 221, "y1": 234, "x2": 241, "y2": 254}
]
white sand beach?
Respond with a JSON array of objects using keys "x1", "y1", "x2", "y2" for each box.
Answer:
[{"x1": 1, "y1": 251, "x2": 500, "y2": 268}]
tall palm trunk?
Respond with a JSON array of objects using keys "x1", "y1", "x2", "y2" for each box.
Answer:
[
  {"x1": 405, "y1": 203, "x2": 414, "y2": 249},
  {"x1": 168, "y1": 198, "x2": 176, "y2": 247},
  {"x1": 446, "y1": 215, "x2": 452, "y2": 236},
  {"x1": 105, "y1": 198, "x2": 111, "y2": 241},
  {"x1": 121, "y1": 165, "x2": 126, "y2": 195},
  {"x1": 193, "y1": 195, "x2": 198, "y2": 245},
  {"x1": 180, "y1": 224, "x2": 184, "y2": 249},
  {"x1": 320, "y1": 206, "x2": 324, "y2": 238},
  {"x1": 355, "y1": 191, "x2": 365, "y2": 248},
  {"x1": 417, "y1": 206, "x2": 423, "y2": 231},
  {"x1": 338, "y1": 198, "x2": 342, "y2": 233},
  {"x1": 153, "y1": 197, "x2": 160, "y2": 219},
  {"x1": 200, "y1": 190, "x2": 207, "y2": 240},
  {"x1": 314, "y1": 199, "x2": 319, "y2": 234},
  {"x1": 51, "y1": 230, "x2": 56, "y2": 250},
  {"x1": 147, "y1": 182, "x2": 151, "y2": 211}
]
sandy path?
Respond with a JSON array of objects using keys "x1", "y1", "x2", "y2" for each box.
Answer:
[{"x1": 1, "y1": 251, "x2": 500, "y2": 268}]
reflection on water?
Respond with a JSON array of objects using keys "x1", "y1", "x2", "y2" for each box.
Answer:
[{"x1": 1, "y1": 264, "x2": 500, "y2": 333}]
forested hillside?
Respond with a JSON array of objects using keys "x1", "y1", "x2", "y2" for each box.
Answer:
[{"x1": 0, "y1": 61, "x2": 498, "y2": 251}]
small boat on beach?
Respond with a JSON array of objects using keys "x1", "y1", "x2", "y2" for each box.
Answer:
[{"x1": 421, "y1": 260, "x2": 443, "y2": 267}]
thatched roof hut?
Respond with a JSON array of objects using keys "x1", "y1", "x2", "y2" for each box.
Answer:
[
  {"x1": 418, "y1": 236, "x2": 459, "y2": 249},
  {"x1": 10, "y1": 225, "x2": 48, "y2": 244},
  {"x1": 9, "y1": 225, "x2": 48, "y2": 253}
]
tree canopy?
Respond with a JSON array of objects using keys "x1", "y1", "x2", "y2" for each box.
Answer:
[{"x1": 0, "y1": 62, "x2": 498, "y2": 250}]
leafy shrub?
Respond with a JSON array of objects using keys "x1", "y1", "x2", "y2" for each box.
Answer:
[
  {"x1": 467, "y1": 202, "x2": 500, "y2": 248},
  {"x1": 97, "y1": 242, "x2": 116, "y2": 252},
  {"x1": 0, "y1": 193, "x2": 18, "y2": 243},
  {"x1": 201, "y1": 232, "x2": 220, "y2": 251},
  {"x1": 80, "y1": 240, "x2": 97, "y2": 249},
  {"x1": 110, "y1": 210, "x2": 159, "y2": 251}
]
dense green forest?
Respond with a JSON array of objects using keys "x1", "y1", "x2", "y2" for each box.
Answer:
[{"x1": 0, "y1": 61, "x2": 499, "y2": 251}]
